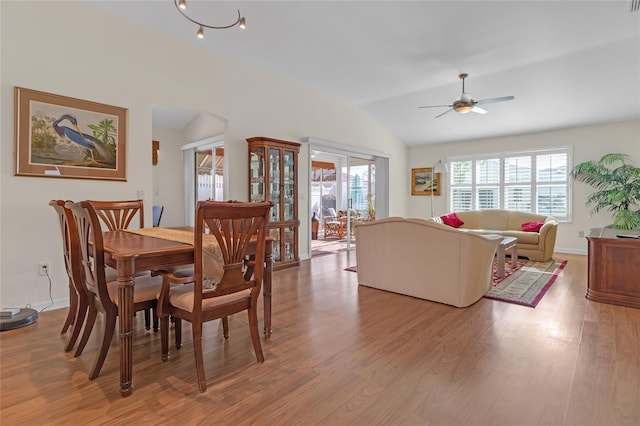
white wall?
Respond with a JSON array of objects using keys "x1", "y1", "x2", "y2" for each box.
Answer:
[
  {"x1": 151, "y1": 126, "x2": 185, "y2": 228},
  {"x1": 0, "y1": 2, "x2": 406, "y2": 309},
  {"x1": 408, "y1": 120, "x2": 640, "y2": 254}
]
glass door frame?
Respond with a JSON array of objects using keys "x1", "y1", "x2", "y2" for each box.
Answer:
[
  {"x1": 341, "y1": 156, "x2": 375, "y2": 250},
  {"x1": 180, "y1": 134, "x2": 224, "y2": 226}
]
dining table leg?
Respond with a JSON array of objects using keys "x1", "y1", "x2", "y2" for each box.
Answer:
[{"x1": 116, "y1": 257, "x2": 135, "y2": 396}]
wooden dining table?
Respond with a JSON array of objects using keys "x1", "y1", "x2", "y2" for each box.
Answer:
[{"x1": 101, "y1": 228, "x2": 273, "y2": 397}]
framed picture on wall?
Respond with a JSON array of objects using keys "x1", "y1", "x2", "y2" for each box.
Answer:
[
  {"x1": 14, "y1": 87, "x2": 127, "y2": 181},
  {"x1": 411, "y1": 167, "x2": 440, "y2": 196}
]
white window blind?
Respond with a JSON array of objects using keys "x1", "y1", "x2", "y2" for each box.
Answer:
[{"x1": 449, "y1": 148, "x2": 571, "y2": 221}]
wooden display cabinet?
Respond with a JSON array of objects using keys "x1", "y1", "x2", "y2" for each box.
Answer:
[{"x1": 247, "y1": 137, "x2": 300, "y2": 270}]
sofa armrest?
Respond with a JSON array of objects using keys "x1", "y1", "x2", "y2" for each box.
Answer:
[{"x1": 539, "y1": 219, "x2": 557, "y2": 237}]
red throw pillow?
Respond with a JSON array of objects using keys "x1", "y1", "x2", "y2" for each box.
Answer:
[
  {"x1": 522, "y1": 221, "x2": 544, "y2": 232},
  {"x1": 440, "y1": 212, "x2": 464, "y2": 228}
]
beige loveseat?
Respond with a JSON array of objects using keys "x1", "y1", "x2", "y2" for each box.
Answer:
[
  {"x1": 432, "y1": 209, "x2": 558, "y2": 262},
  {"x1": 355, "y1": 217, "x2": 502, "y2": 308}
]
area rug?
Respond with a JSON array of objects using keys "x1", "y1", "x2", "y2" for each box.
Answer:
[
  {"x1": 485, "y1": 259, "x2": 567, "y2": 307},
  {"x1": 492, "y1": 257, "x2": 528, "y2": 285}
]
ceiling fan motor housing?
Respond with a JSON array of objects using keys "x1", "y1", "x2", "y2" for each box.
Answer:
[{"x1": 453, "y1": 99, "x2": 473, "y2": 113}]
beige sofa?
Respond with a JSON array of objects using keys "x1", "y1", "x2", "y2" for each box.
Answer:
[
  {"x1": 432, "y1": 209, "x2": 558, "y2": 262},
  {"x1": 355, "y1": 217, "x2": 502, "y2": 308}
]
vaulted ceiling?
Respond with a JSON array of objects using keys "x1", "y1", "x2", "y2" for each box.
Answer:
[{"x1": 88, "y1": 1, "x2": 640, "y2": 146}]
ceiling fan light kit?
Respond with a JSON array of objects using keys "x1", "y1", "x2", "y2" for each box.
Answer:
[
  {"x1": 419, "y1": 73, "x2": 514, "y2": 118},
  {"x1": 173, "y1": 0, "x2": 246, "y2": 39}
]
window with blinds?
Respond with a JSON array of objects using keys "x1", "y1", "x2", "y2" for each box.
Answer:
[{"x1": 449, "y1": 148, "x2": 571, "y2": 221}]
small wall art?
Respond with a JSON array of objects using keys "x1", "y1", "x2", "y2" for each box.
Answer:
[{"x1": 411, "y1": 167, "x2": 440, "y2": 196}]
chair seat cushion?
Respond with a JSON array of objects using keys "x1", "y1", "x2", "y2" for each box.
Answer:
[
  {"x1": 166, "y1": 283, "x2": 251, "y2": 312},
  {"x1": 107, "y1": 275, "x2": 163, "y2": 306}
]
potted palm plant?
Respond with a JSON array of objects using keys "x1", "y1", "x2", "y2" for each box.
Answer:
[{"x1": 572, "y1": 153, "x2": 640, "y2": 230}]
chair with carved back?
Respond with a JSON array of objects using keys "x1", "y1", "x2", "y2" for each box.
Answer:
[
  {"x1": 87, "y1": 199, "x2": 157, "y2": 331},
  {"x1": 66, "y1": 201, "x2": 164, "y2": 379},
  {"x1": 49, "y1": 200, "x2": 87, "y2": 353},
  {"x1": 89, "y1": 199, "x2": 145, "y2": 230},
  {"x1": 158, "y1": 200, "x2": 272, "y2": 392}
]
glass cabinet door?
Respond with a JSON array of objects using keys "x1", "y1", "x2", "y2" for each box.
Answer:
[
  {"x1": 269, "y1": 148, "x2": 281, "y2": 222},
  {"x1": 249, "y1": 148, "x2": 265, "y2": 202},
  {"x1": 283, "y1": 226, "x2": 296, "y2": 261},
  {"x1": 269, "y1": 228, "x2": 281, "y2": 262},
  {"x1": 283, "y1": 149, "x2": 295, "y2": 222}
]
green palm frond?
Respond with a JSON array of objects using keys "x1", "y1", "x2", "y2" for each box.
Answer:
[{"x1": 572, "y1": 153, "x2": 640, "y2": 229}]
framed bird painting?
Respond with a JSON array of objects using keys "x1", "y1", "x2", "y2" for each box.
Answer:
[{"x1": 14, "y1": 87, "x2": 127, "y2": 181}]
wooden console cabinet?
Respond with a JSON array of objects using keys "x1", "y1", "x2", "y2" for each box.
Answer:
[
  {"x1": 247, "y1": 137, "x2": 300, "y2": 270},
  {"x1": 586, "y1": 228, "x2": 640, "y2": 309}
]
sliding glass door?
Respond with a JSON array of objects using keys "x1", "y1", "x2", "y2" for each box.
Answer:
[{"x1": 311, "y1": 150, "x2": 375, "y2": 253}]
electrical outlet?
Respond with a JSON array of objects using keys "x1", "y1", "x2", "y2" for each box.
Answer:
[
  {"x1": 39, "y1": 262, "x2": 50, "y2": 276},
  {"x1": 578, "y1": 230, "x2": 585, "y2": 238}
]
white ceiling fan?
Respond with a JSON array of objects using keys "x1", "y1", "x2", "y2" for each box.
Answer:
[{"x1": 419, "y1": 73, "x2": 514, "y2": 118}]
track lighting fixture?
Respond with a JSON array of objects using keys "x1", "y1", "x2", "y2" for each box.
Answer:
[{"x1": 173, "y1": 0, "x2": 246, "y2": 39}]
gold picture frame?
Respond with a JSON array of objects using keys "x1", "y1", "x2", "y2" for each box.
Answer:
[
  {"x1": 411, "y1": 167, "x2": 440, "y2": 196},
  {"x1": 14, "y1": 87, "x2": 127, "y2": 181}
]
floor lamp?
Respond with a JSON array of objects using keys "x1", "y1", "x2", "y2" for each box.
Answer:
[{"x1": 430, "y1": 160, "x2": 449, "y2": 218}]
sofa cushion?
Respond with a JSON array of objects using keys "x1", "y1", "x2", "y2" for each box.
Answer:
[
  {"x1": 506, "y1": 211, "x2": 549, "y2": 231},
  {"x1": 522, "y1": 221, "x2": 544, "y2": 232},
  {"x1": 457, "y1": 209, "x2": 510, "y2": 230},
  {"x1": 441, "y1": 212, "x2": 464, "y2": 228}
]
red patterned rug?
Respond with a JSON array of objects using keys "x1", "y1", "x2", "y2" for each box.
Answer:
[
  {"x1": 492, "y1": 257, "x2": 528, "y2": 285},
  {"x1": 485, "y1": 259, "x2": 567, "y2": 307}
]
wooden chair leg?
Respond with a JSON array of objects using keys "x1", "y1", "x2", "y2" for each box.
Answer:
[
  {"x1": 74, "y1": 304, "x2": 98, "y2": 357},
  {"x1": 88, "y1": 310, "x2": 116, "y2": 380},
  {"x1": 61, "y1": 281, "x2": 77, "y2": 334},
  {"x1": 144, "y1": 309, "x2": 151, "y2": 331},
  {"x1": 174, "y1": 317, "x2": 182, "y2": 349},
  {"x1": 247, "y1": 307, "x2": 264, "y2": 363},
  {"x1": 160, "y1": 315, "x2": 170, "y2": 361},
  {"x1": 152, "y1": 307, "x2": 159, "y2": 332},
  {"x1": 64, "y1": 296, "x2": 88, "y2": 353},
  {"x1": 222, "y1": 317, "x2": 229, "y2": 339},
  {"x1": 192, "y1": 322, "x2": 206, "y2": 392}
]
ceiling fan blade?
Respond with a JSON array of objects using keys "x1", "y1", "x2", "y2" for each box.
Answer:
[
  {"x1": 475, "y1": 95, "x2": 515, "y2": 106},
  {"x1": 471, "y1": 106, "x2": 488, "y2": 114},
  {"x1": 435, "y1": 108, "x2": 454, "y2": 119},
  {"x1": 418, "y1": 104, "x2": 452, "y2": 109}
]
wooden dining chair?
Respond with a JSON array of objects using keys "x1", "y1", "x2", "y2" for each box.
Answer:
[
  {"x1": 158, "y1": 200, "x2": 272, "y2": 392},
  {"x1": 88, "y1": 199, "x2": 145, "y2": 230},
  {"x1": 66, "y1": 201, "x2": 164, "y2": 379},
  {"x1": 88, "y1": 199, "x2": 157, "y2": 331},
  {"x1": 49, "y1": 200, "x2": 87, "y2": 353}
]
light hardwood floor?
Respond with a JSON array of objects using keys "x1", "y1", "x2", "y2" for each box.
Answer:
[{"x1": 1, "y1": 252, "x2": 639, "y2": 425}]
